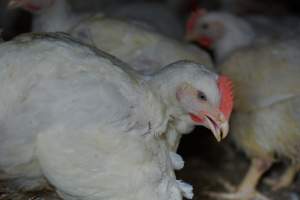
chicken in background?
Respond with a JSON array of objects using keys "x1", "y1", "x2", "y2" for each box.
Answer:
[
  {"x1": 185, "y1": 9, "x2": 300, "y2": 63},
  {"x1": 0, "y1": 32, "x2": 232, "y2": 200},
  {"x1": 186, "y1": 9, "x2": 300, "y2": 200},
  {"x1": 7, "y1": 0, "x2": 194, "y2": 39},
  {"x1": 70, "y1": 17, "x2": 213, "y2": 74},
  {"x1": 185, "y1": 9, "x2": 254, "y2": 63}
]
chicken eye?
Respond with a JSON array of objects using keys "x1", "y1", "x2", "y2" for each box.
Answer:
[{"x1": 197, "y1": 91, "x2": 207, "y2": 101}]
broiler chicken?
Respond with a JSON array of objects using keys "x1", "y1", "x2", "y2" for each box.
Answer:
[
  {"x1": 0, "y1": 33, "x2": 232, "y2": 200},
  {"x1": 186, "y1": 9, "x2": 300, "y2": 200},
  {"x1": 8, "y1": 0, "x2": 222, "y2": 173},
  {"x1": 8, "y1": 0, "x2": 184, "y2": 39},
  {"x1": 8, "y1": 0, "x2": 212, "y2": 76},
  {"x1": 8, "y1": 0, "x2": 213, "y2": 75},
  {"x1": 69, "y1": 16, "x2": 216, "y2": 154},
  {"x1": 218, "y1": 39, "x2": 300, "y2": 200},
  {"x1": 70, "y1": 16, "x2": 213, "y2": 75},
  {"x1": 185, "y1": 10, "x2": 300, "y2": 63}
]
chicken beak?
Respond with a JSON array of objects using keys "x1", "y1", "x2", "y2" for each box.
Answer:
[
  {"x1": 204, "y1": 114, "x2": 229, "y2": 142},
  {"x1": 7, "y1": 0, "x2": 25, "y2": 9}
]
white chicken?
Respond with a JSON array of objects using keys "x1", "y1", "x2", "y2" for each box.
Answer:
[
  {"x1": 70, "y1": 16, "x2": 213, "y2": 75},
  {"x1": 8, "y1": 0, "x2": 184, "y2": 39},
  {"x1": 8, "y1": 0, "x2": 221, "y2": 172},
  {"x1": 186, "y1": 9, "x2": 300, "y2": 200},
  {"x1": 185, "y1": 10, "x2": 300, "y2": 63},
  {"x1": 0, "y1": 33, "x2": 232, "y2": 200},
  {"x1": 7, "y1": 0, "x2": 212, "y2": 75},
  {"x1": 69, "y1": 16, "x2": 217, "y2": 153}
]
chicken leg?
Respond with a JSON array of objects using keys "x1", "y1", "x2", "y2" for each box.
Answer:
[
  {"x1": 207, "y1": 158, "x2": 273, "y2": 200},
  {"x1": 265, "y1": 163, "x2": 300, "y2": 191}
]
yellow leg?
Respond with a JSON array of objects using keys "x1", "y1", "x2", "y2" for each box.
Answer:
[
  {"x1": 238, "y1": 158, "x2": 272, "y2": 193},
  {"x1": 206, "y1": 157, "x2": 273, "y2": 200},
  {"x1": 266, "y1": 163, "x2": 300, "y2": 191}
]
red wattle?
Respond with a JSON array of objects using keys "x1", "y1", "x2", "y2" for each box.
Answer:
[
  {"x1": 189, "y1": 113, "x2": 204, "y2": 123},
  {"x1": 198, "y1": 36, "x2": 213, "y2": 48}
]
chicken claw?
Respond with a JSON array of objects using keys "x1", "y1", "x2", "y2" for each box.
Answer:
[
  {"x1": 204, "y1": 158, "x2": 273, "y2": 200},
  {"x1": 205, "y1": 178, "x2": 270, "y2": 200},
  {"x1": 264, "y1": 164, "x2": 300, "y2": 191},
  {"x1": 206, "y1": 190, "x2": 270, "y2": 200}
]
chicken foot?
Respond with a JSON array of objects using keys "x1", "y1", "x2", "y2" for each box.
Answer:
[
  {"x1": 265, "y1": 163, "x2": 300, "y2": 191},
  {"x1": 206, "y1": 158, "x2": 273, "y2": 200}
]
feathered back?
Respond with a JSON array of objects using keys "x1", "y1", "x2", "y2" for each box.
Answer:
[{"x1": 221, "y1": 39, "x2": 300, "y2": 112}]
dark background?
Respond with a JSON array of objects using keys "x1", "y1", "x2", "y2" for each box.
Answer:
[{"x1": 2, "y1": 0, "x2": 300, "y2": 40}]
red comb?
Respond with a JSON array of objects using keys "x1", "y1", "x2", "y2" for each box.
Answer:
[
  {"x1": 186, "y1": 9, "x2": 206, "y2": 31},
  {"x1": 218, "y1": 75, "x2": 234, "y2": 120}
]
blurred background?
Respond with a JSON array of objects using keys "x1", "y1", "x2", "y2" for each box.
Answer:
[
  {"x1": 2, "y1": 0, "x2": 300, "y2": 40},
  {"x1": 1, "y1": 0, "x2": 300, "y2": 199}
]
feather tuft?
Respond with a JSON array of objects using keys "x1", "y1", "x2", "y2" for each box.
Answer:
[{"x1": 218, "y1": 75, "x2": 234, "y2": 120}]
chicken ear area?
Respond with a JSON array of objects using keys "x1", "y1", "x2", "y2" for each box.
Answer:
[{"x1": 218, "y1": 75, "x2": 234, "y2": 120}]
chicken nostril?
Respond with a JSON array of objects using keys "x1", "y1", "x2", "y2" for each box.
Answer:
[{"x1": 219, "y1": 112, "x2": 225, "y2": 122}]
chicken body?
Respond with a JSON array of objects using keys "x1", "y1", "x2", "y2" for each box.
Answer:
[
  {"x1": 0, "y1": 33, "x2": 176, "y2": 200},
  {"x1": 9, "y1": 0, "x2": 217, "y2": 174},
  {"x1": 9, "y1": 0, "x2": 184, "y2": 39},
  {"x1": 70, "y1": 17, "x2": 214, "y2": 152},
  {"x1": 71, "y1": 17, "x2": 213, "y2": 75},
  {"x1": 216, "y1": 39, "x2": 300, "y2": 199},
  {"x1": 186, "y1": 10, "x2": 300, "y2": 199},
  {"x1": 33, "y1": 0, "x2": 82, "y2": 32},
  {"x1": 186, "y1": 11, "x2": 300, "y2": 63},
  {"x1": 0, "y1": 33, "x2": 229, "y2": 200},
  {"x1": 187, "y1": 11, "x2": 300, "y2": 161},
  {"x1": 223, "y1": 39, "x2": 300, "y2": 162}
]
